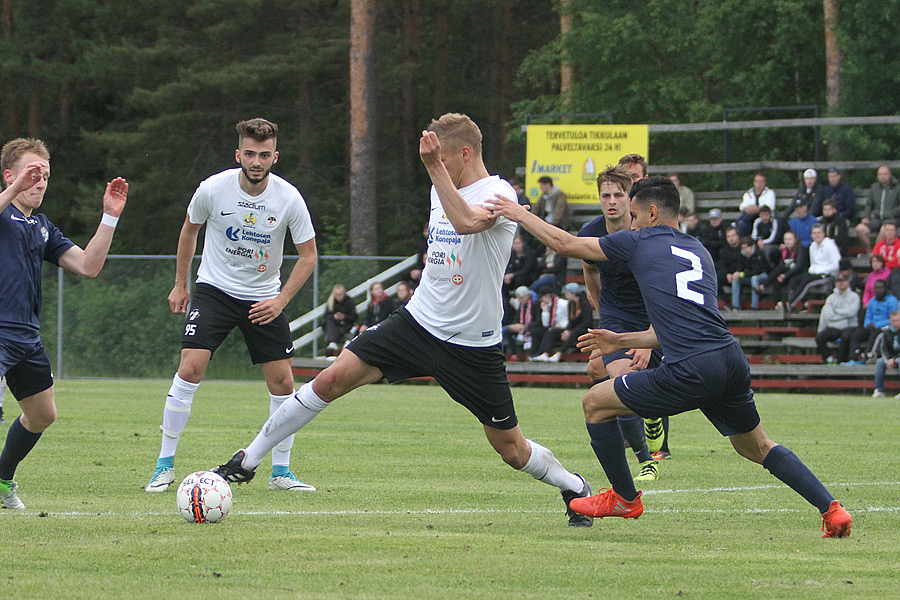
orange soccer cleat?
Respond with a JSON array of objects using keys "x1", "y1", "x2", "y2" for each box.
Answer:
[
  {"x1": 569, "y1": 488, "x2": 643, "y2": 519},
  {"x1": 821, "y1": 500, "x2": 852, "y2": 538}
]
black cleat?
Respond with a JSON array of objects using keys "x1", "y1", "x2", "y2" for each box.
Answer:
[
  {"x1": 561, "y1": 474, "x2": 594, "y2": 527},
  {"x1": 213, "y1": 449, "x2": 257, "y2": 484}
]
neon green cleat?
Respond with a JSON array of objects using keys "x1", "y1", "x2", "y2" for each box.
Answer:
[{"x1": 634, "y1": 460, "x2": 659, "y2": 482}]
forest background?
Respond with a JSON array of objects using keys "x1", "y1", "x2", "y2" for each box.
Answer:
[{"x1": 2, "y1": 0, "x2": 898, "y2": 258}]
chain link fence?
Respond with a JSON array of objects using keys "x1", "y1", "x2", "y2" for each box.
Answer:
[{"x1": 40, "y1": 255, "x2": 411, "y2": 379}]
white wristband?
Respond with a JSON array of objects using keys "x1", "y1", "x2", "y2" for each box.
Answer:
[{"x1": 101, "y1": 213, "x2": 119, "y2": 228}]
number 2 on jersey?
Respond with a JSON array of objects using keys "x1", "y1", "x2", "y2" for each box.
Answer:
[{"x1": 670, "y1": 246, "x2": 704, "y2": 305}]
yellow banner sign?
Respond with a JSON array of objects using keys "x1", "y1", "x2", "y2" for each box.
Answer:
[{"x1": 525, "y1": 124, "x2": 649, "y2": 204}]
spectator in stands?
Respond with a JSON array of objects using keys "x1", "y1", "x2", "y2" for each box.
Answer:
[
  {"x1": 871, "y1": 310, "x2": 900, "y2": 398},
  {"x1": 323, "y1": 284, "x2": 358, "y2": 357},
  {"x1": 814, "y1": 273, "x2": 861, "y2": 364},
  {"x1": 788, "y1": 223, "x2": 841, "y2": 309},
  {"x1": 668, "y1": 172, "x2": 695, "y2": 214},
  {"x1": 788, "y1": 199, "x2": 817, "y2": 247},
  {"x1": 783, "y1": 168, "x2": 824, "y2": 219},
  {"x1": 504, "y1": 234, "x2": 540, "y2": 294},
  {"x1": 844, "y1": 279, "x2": 899, "y2": 364},
  {"x1": 862, "y1": 253, "x2": 891, "y2": 306},
  {"x1": 737, "y1": 172, "x2": 777, "y2": 236},
  {"x1": 502, "y1": 286, "x2": 537, "y2": 355},
  {"x1": 356, "y1": 281, "x2": 394, "y2": 334},
  {"x1": 530, "y1": 286, "x2": 569, "y2": 360},
  {"x1": 529, "y1": 247, "x2": 568, "y2": 294},
  {"x1": 873, "y1": 219, "x2": 900, "y2": 269},
  {"x1": 822, "y1": 167, "x2": 855, "y2": 220},
  {"x1": 698, "y1": 207, "x2": 729, "y2": 261},
  {"x1": 407, "y1": 222, "x2": 429, "y2": 288},
  {"x1": 683, "y1": 211, "x2": 701, "y2": 237},
  {"x1": 818, "y1": 199, "x2": 850, "y2": 255},
  {"x1": 552, "y1": 282, "x2": 594, "y2": 360},
  {"x1": 838, "y1": 257, "x2": 862, "y2": 296},
  {"x1": 885, "y1": 260, "x2": 900, "y2": 300},
  {"x1": 393, "y1": 281, "x2": 413, "y2": 311},
  {"x1": 856, "y1": 165, "x2": 900, "y2": 255},
  {"x1": 737, "y1": 236, "x2": 771, "y2": 310},
  {"x1": 715, "y1": 226, "x2": 743, "y2": 307},
  {"x1": 758, "y1": 230, "x2": 808, "y2": 310},
  {"x1": 535, "y1": 176, "x2": 571, "y2": 231},
  {"x1": 751, "y1": 204, "x2": 784, "y2": 263},
  {"x1": 509, "y1": 177, "x2": 534, "y2": 246}
]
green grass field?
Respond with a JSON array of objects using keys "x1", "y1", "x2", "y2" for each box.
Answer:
[{"x1": 0, "y1": 380, "x2": 897, "y2": 599}]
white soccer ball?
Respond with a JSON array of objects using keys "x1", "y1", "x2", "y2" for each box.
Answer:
[{"x1": 176, "y1": 471, "x2": 233, "y2": 523}]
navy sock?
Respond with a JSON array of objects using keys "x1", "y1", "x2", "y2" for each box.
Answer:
[
  {"x1": 586, "y1": 421, "x2": 638, "y2": 501},
  {"x1": 762, "y1": 445, "x2": 834, "y2": 513},
  {"x1": 618, "y1": 415, "x2": 652, "y2": 462},
  {"x1": 0, "y1": 417, "x2": 42, "y2": 481}
]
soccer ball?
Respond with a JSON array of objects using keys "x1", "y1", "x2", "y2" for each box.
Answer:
[{"x1": 176, "y1": 471, "x2": 233, "y2": 523}]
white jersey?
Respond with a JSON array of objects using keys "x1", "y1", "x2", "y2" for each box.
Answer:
[
  {"x1": 406, "y1": 175, "x2": 517, "y2": 347},
  {"x1": 187, "y1": 169, "x2": 315, "y2": 301}
]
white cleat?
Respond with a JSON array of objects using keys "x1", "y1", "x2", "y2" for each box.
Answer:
[
  {"x1": 268, "y1": 472, "x2": 316, "y2": 492},
  {"x1": 1, "y1": 481, "x2": 25, "y2": 510},
  {"x1": 145, "y1": 467, "x2": 175, "y2": 492}
]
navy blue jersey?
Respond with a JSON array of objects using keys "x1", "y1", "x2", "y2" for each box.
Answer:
[
  {"x1": 0, "y1": 204, "x2": 75, "y2": 343},
  {"x1": 578, "y1": 215, "x2": 649, "y2": 329},
  {"x1": 597, "y1": 225, "x2": 734, "y2": 362}
]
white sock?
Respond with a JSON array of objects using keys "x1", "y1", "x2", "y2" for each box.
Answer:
[
  {"x1": 244, "y1": 382, "x2": 329, "y2": 469},
  {"x1": 158, "y1": 374, "x2": 199, "y2": 459},
  {"x1": 519, "y1": 439, "x2": 584, "y2": 493},
  {"x1": 269, "y1": 392, "x2": 295, "y2": 468}
]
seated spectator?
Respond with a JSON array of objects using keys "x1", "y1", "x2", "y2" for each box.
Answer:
[
  {"x1": 502, "y1": 286, "x2": 537, "y2": 355},
  {"x1": 856, "y1": 165, "x2": 900, "y2": 255},
  {"x1": 393, "y1": 281, "x2": 413, "y2": 311},
  {"x1": 668, "y1": 172, "x2": 695, "y2": 214},
  {"x1": 697, "y1": 208, "x2": 729, "y2": 261},
  {"x1": 509, "y1": 177, "x2": 534, "y2": 245},
  {"x1": 715, "y1": 226, "x2": 742, "y2": 306},
  {"x1": 535, "y1": 176, "x2": 571, "y2": 231},
  {"x1": 814, "y1": 273, "x2": 861, "y2": 364},
  {"x1": 871, "y1": 310, "x2": 900, "y2": 398},
  {"x1": 553, "y1": 283, "x2": 594, "y2": 359},
  {"x1": 886, "y1": 261, "x2": 900, "y2": 300},
  {"x1": 788, "y1": 223, "x2": 841, "y2": 309},
  {"x1": 838, "y1": 258, "x2": 862, "y2": 295},
  {"x1": 845, "y1": 280, "x2": 899, "y2": 363},
  {"x1": 357, "y1": 281, "x2": 394, "y2": 334},
  {"x1": 530, "y1": 286, "x2": 569, "y2": 360},
  {"x1": 818, "y1": 199, "x2": 849, "y2": 255},
  {"x1": 737, "y1": 172, "x2": 776, "y2": 236},
  {"x1": 873, "y1": 219, "x2": 900, "y2": 270},
  {"x1": 323, "y1": 284, "x2": 358, "y2": 356},
  {"x1": 751, "y1": 204, "x2": 784, "y2": 263},
  {"x1": 737, "y1": 236, "x2": 771, "y2": 310},
  {"x1": 783, "y1": 168, "x2": 824, "y2": 219},
  {"x1": 683, "y1": 211, "x2": 701, "y2": 237},
  {"x1": 529, "y1": 247, "x2": 568, "y2": 293},
  {"x1": 862, "y1": 253, "x2": 891, "y2": 306},
  {"x1": 757, "y1": 230, "x2": 809, "y2": 309},
  {"x1": 504, "y1": 234, "x2": 540, "y2": 293},
  {"x1": 787, "y1": 199, "x2": 817, "y2": 247},
  {"x1": 822, "y1": 167, "x2": 855, "y2": 221}
]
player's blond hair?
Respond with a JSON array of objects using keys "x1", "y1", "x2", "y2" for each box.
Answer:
[
  {"x1": 427, "y1": 113, "x2": 482, "y2": 156},
  {"x1": 1, "y1": 138, "x2": 50, "y2": 180},
  {"x1": 596, "y1": 164, "x2": 633, "y2": 195}
]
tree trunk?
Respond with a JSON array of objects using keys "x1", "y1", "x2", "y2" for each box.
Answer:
[
  {"x1": 559, "y1": 0, "x2": 574, "y2": 106},
  {"x1": 823, "y1": 0, "x2": 842, "y2": 158},
  {"x1": 432, "y1": 0, "x2": 448, "y2": 117},
  {"x1": 400, "y1": 0, "x2": 420, "y2": 187},
  {"x1": 349, "y1": 0, "x2": 378, "y2": 255}
]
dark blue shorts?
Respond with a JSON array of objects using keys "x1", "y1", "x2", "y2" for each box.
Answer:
[
  {"x1": 346, "y1": 308, "x2": 518, "y2": 430},
  {"x1": 613, "y1": 341, "x2": 760, "y2": 436},
  {"x1": 596, "y1": 315, "x2": 659, "y2": 368},
  {"x1": 0, "y1": 338, "x2": 53, "y2": 400}
]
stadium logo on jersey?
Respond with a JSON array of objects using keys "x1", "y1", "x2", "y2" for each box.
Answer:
[
  {"x1": 243, "y1": 213, "x2": 257, "y2": 226},
  {"x1": 188, "y1": 308, "x2": 200, "y2": 321},
  {"x1": 238, "y1": 200, "x2": 266, "y2": 211},
  {"x1": 40, "y1": 226, "x2": 49, "y2": 242},
  {"x1": 451, "y1": 274, "x2": 463, "y2": 285},
  {"x1": 226, "y1": 226, "x2": 240, "y2": 242}
]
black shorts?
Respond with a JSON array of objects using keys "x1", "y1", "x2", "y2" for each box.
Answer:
[
  {"x1": 182, "y1": 283, "x2": 295, "y2": 364},
  {"x1": 613, "y1": 340, "x2": 760, "y2": 436},
  {"x1": 0, "y1": 338, "x2": 53, "y2": 400},
  {"x1": 345, "y1": 308, "x2": 518, "y2": 430},
  {"x1": 597, "y1": 315, "x2": 660, "y2": 367}
]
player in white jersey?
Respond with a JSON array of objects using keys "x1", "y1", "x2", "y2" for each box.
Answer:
[
  {"x1": 145, "y1": 118, "x2": 318, "y2": 493},
  {"x1": 213, "y1": 113, "x2": 594, "y2": 527}
]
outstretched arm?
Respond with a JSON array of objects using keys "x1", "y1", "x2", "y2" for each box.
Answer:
[
  {"x1": 486, "y1": 194, "x2": 608, "y2": 262},
  {"x1": 58, "y1": 178, "x2": 128, "y2": 278},
  {"x1": 577, "y1": 326, "x2": 660, "y2": 355},
  {"x1": 419, "y1": 130, "x2": 494, "y2": 234}
]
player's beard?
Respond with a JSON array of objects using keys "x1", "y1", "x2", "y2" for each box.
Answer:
[{"x1": 241, "y1": 165, "x2": 270, "y2": 184}]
